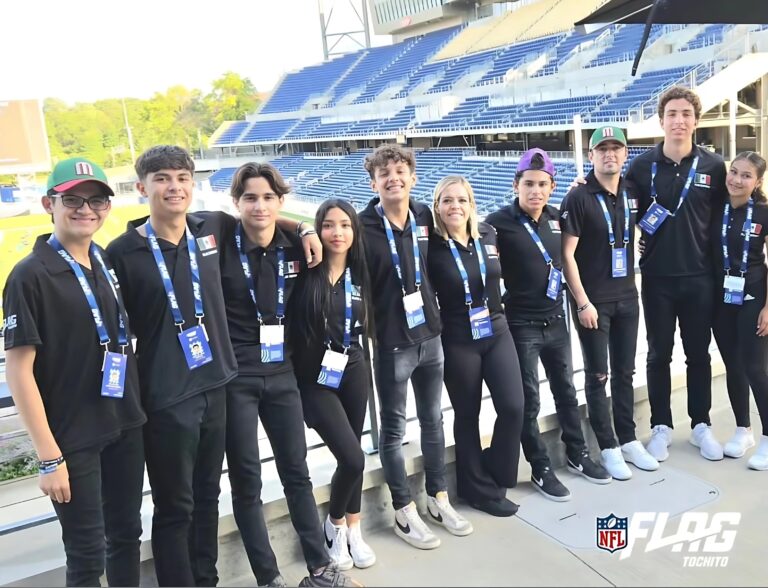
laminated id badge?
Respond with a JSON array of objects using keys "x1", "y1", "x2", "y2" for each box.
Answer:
[
  {"x1": 469, "y1": 306, "x2": 493, "y2": 340},
  {"x1": 403, "y1": 291, "x2": 426, "y2": 329},
  {"x1": 639, "y1": 202, "x2": 671, "y2": 235},
  {"x1": 101, "y1": 352, "x2": 127, "y2": 398},
  {"x1": 317, "y1": 349, "x2": 349, "y2": 389},
  {"x1": 179, "y1": 325, "x2": 214, "y2": 370},
  {"x1": 723, "y1": 275, "x2": 746, "y2": 306},
  {"x1": 546, "y1": 266, "x2": 562, "y2": 300},
  {"x1": 612, "y1": 248, "x2": 628, "y2": 278},
  {"x1": 260, "y1": 324, "x2": 285, "y2": 363}
]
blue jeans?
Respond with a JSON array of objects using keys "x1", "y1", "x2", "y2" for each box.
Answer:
[{"x1": 373, "y1": 336, "x2": 447, "y2": 510}]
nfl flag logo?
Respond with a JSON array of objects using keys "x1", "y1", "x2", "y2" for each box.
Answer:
[{"x1": 596, "y1": 514, "x2": 628, "y2": 553}]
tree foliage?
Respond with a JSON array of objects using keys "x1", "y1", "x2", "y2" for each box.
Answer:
[{"x1": 43, "y1": 72, "x2": 260, "y2": 168}]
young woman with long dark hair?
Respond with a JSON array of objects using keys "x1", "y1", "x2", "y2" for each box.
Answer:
[
  {"x1": 290, "y1": 198, "x2": 377, "y2": 569},
  {"x1": 711, "y1": 151, "x2": 768, "y2": 469}
]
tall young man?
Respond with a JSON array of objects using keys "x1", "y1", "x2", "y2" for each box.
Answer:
[
  {"x1": 561, "y1": 126, "x2": 659, "y2": 479},
  {"x1": 4, "y1": 159, "x2": 146, "y2": 586},
  {"x1": 360, "y1": 144, "x2": 472, "y2": 549},
  {"x1": 107, "y1": 146, "x2": 238, "y2": 586},
  {"x1": 219, "y1": 162, "x2": 358, "y2": 587},
  {"x1": 625, "y1": 87, "x2": 728, "y2": 462},
  {"x1": 486, "y1": 148, "x2": 611, "y2": 502}
]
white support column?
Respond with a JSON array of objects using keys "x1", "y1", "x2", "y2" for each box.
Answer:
[
  {"x1": 573, "y1": 114, "x2": 584, "y2": 178},
  {"x1": 730, "y1": 93, "x2": 738, "y2": 162}
]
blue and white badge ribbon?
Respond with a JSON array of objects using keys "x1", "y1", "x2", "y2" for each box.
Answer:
[
  {"x1": 722, "y1": 199, "x2": 754, "y2": 277},
  {"x1": 650, "y1": 156, "x2": 699, "y2": 216},
  {"x1": 235, "y1": 222, "x2": 285, "y2": 324},
  {"x1": 519, "y1": 217, "x2": 553, "y2": 266},
  {"x1": 146, "y1": 221, "x2": 204, "y2": 328},
  {"x1": 377, "y1": 206, "x2": 421, "y2": 295},
  {"x1": 447, "y1": 238, "x2": 488, "y2": 306},
  {"x1": 326, "y1": 267, "x2": 353, "y2": 352},
  {"x1": 596, "y1": 191, "x2": 630, "y2": 246},
  {"x1": 47, "y1": 235, "x2": 128, "y2": 350}
]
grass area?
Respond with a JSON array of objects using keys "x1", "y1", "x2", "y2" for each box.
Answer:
[{"x1": 0, "y1": 455, "x2": 37, "y2": 482}]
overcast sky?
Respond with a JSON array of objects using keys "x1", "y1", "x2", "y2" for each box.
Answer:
[{"x1": 1, "y1": 0, "x2": 391, "y2": 103}]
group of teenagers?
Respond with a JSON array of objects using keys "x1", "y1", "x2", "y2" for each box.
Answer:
[{"x1": 3, "y1": 84, "x2": 768, "y2": 588}]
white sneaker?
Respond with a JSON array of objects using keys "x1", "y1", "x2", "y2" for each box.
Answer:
[
  {"x1": 601, "y1": 447, "x2": 632, "y2": 480},
  {"x1": 427, "y1": 491, "x2": 474, "y2": 536},
  {"x1": 747, "y1": 436, "x2": 768, "y2": 471},
  {"x1": 690, "y1": 423, "x2": 724, "y2": 461},
  {"x1": 323, "y1": 516, "x2": 353, "y2": 571},
  {"x1": 621, "y1": 440, "x2": 660, "y2": 471},
  {"x1": 347, "y1": 523, "x2": 376, "y2": 568},
  {"x1": 394, "y1": 502, "x2": 441, "y2": 549},
  {"x1": 723, "y1": 427, "x2": 755, "y2": 458},
  {"x1": 646, "y1": 425, "x2": 672, "y2": 461}
]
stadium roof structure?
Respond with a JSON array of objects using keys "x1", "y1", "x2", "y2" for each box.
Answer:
[{"x1": 576, "y1": 0, "x2": 768, "y2": 75}]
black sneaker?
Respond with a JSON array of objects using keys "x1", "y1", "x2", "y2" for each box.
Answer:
[
  {"x1": 261, "y1": 574, "x2": 287, "y2": 587},
  {"x1": 567, "y1": 450, "x2": 612, "y2": 484},
  {"x1": 531, "y1": 467, "x2": 571, "y2": 502},
  {"x1": 299, "y1": 564, "x2": 362, "y2": 587},
  {"x1": 469, "y1": 496, "x2": 519, "y2": 517}
]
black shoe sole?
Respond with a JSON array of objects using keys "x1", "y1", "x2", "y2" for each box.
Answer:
[
  {"x1": 532, "y1": 481, "x2": 571, "y2": 502},
  {"x1": 469, "y1": 499, "x2": 519, "y2": 517},
  {"x1": 566, "y1": 464, "x2": 612, "y2": 485}
]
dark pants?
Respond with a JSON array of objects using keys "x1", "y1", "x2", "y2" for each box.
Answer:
[
  {"x1": 300, "y1": 356, "x2": 369, "y2": 520},
  {"x1": 226, "y1": 372, "x2": 328, "y2": 586},
  {"x1": 54, "y1": 427, "x2": 144, "y2": 587},
  {"x1": 144, "y1": 388, "x2": 226, "y2": 587},
  {"x1": 573, "y1": 297, "x2": 640, "y2": 447},
  {"x1": 373, "y1": 335, "x2": 447, "y2": 510},
  {"x1": 641, "y1": 274, "x2": 713, "y2": 429},
  {"x1": 442, "y1": 330, "x2": 524, "y2": 503},
  {"x1": 713, "y1": 292, "x2": 768, "y2": 432},
  {"x1": 509, "y1": 316, "x2": 586, "y2": 474}
]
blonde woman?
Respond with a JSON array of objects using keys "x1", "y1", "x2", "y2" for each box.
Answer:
[{"x1": 428, "y1": 175, "x2": 524, "y2": 517}]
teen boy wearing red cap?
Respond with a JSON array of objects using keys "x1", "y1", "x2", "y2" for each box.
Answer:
[{"x1": 4, "y1": 158, "x2": 146, "y2": 586}]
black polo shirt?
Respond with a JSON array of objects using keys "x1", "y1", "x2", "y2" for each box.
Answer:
[
  {"x1": 486, "y1": 199, "x2": 564, "y2": 321},
  {"x1": 290, "y1": 267, "x2": 366, "y2": 387},
  {"x1": 220, "y1": 223, "x2": 305, "y2": 375},
  {"x1": 711, "y1": 200, "x2": 768, "y2": 300},
  {"x1": 560, "y1": 170, "x2": 639, "y2": 303},
  {"x1": 625, "y1": 142, "x2": 726, "y2": 277},
  {"x1": 106, "y1": 212, "x2": 237, "y2": 413},
  {"x1": 3, "y1": 235, "x2": 145, "y2": 454},
  {"x1": 428, "y1": 222, "x2": 508, "y2": 343},
  {"x1": 359, "y1": 197, "x2": 441, "y2": 350}
]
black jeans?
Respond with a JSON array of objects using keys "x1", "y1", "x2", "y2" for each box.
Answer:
[
  {"x1": 54, "y1": 427, "x2": 144, "y2": 587},
  {"x1": 509, "y1": 316, "x2": 586, "y2": 473},
  {"x1": 226, "y1": 372, "x2": 328, "y2": 586},
  {"x1": 144, "y1": 388, "x2": 226, "y2": 587},
  {"x1": 373, "y1": 335, "x2": 447, "y2": 510},
  {"x1": 300, "y1": 356, "x2": 369, "y2": 520},
  {"x1": 573, "y1": 297, "x2": 640, "y2": 448},
  {"x1": 713, "y1": 294, "x2": 768, "y2": 432},
  {"x1": 641, "y1": 274, "x2": 713, "y2": 429},
  {"x1": 442, "y1": 330, "x2": 524, "y2": 503}
]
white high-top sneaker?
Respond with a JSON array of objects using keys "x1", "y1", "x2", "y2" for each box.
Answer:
[
  {"x1": 426, "y1": 491, "x2": 474, "y2": 536},
  {"x1": 323, "y1": 516, "x2": 353, "y2": 571},
  {"x1": 394, "y1": 502, "x2": 441, "y2": 549},
  {"x1": 347, "y1": 523, "x2": 376, "y2": 568}
]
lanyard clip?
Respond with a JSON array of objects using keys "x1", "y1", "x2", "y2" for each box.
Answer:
[{"x1": 176, "y1": 322, "x2": 185, "y2": 333}]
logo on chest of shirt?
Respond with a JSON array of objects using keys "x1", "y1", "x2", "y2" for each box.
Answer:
[
  {"x1": 196, "y1": 235, "x2": 218, "y2": 256},
  {"x1": 351, "y1": 284, "x2": 362, "y2": 300},
  {"x1": 285, "y1": 260, "x2": 301, "y2": 277},
  {"x1": 749, "y1": 222, "x2": 763, "y2": 238},
  {"x1": 694, "y1": 173, "x2": 711, "y2": 189},
  {"x1": 484, "y1": 244, "x2": 499, "y2": 258},
  {"x1": 548, "y1": 220, "x2": 561, "y2": 233},
  {"x1": 628, "y1": 198, "x2": 639, "y2": 211},
  {"x1": 415, "y1": 226, "x2": 429, "y2": 240}
]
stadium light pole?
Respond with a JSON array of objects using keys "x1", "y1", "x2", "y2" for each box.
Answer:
[{"x1": 122, "y1": 98, "x2": 136, "y2": 164}]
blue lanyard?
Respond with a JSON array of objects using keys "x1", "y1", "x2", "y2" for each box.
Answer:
[
  {"x1": 447, "y1": 238, "x2": 487, "y2": 306},
  {"x1": 650, "y1": 155, "x2": 699, "y2": 216},
  {"x1": 145, "y1": 221, "x2": 204, "y2": 329},
  {"x1": 722, "y1": 200, "x2": 754, "y2": 276},
  {"x1": 326, "y1": 267, "x2": 353, "y2": 351},
  {"x1": 519, "y1": 217, "x2": 553, "y2": 266},
  {"x1": 235, "y1": 222, "x2": 285, "y2": 324},
  {"x1": 596, "y1": 191, "x2": 630, "y2": 246},
  {"x1": 47, "y1": 236, "x2": 128, "y2": 350},
  {"x1": 377, "y1": 206, "x2": 421, "y2": 295}
]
